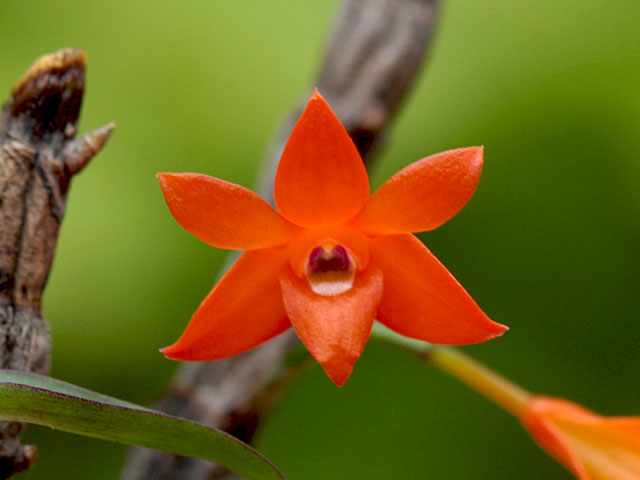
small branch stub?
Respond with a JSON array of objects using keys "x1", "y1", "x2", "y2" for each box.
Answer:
[{"x1": 0, "y1": 49, "x2": 114, "y2": 478}]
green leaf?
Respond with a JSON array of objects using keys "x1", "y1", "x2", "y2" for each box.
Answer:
[{"x1": 0, "y1": 370, "x2": 285, "y2": 480}]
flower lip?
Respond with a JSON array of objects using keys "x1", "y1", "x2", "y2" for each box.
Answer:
[
  {"x1": 304, "y1": 244, "x2": 356, "y2": 296},
  {"x1": 307, "y1": 245, "x2": 353, "y2": 274},
  {"x1": 287, "y1": 225, "x2": 371, "y2": 278}
]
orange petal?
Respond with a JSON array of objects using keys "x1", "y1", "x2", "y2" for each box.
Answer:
[
  {"x1": 561, "y1": 421, "x2": 640, "y2": 480},
  {"x1": 370, "y1": 234, "x2": 507, "y2": 344},
  {"x1": 523, "y1": 398, "x2": 592, "y2": 480},
  {"x1": 158, "y1": 173, "x2": 300, "y2": 250},
  {"x1": 162, "y1": 247, "x2": 291, "y2": 361},
  {"x1": 279, "y1": 265, "x2": 383, "y2": 386},
  {"x1": 350, "y1": 147, "x2": 484, "y2": 234},
  {"x1": 274, "y1": 90, "x2": 370, "y2": 227},
  {"x1": 523, "y1": 397, "x2": 640, "y2": 480}
]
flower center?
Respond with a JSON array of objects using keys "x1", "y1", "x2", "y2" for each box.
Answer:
[{"x1": 305, "y1": 245, "x2": 356, "y2": 296}]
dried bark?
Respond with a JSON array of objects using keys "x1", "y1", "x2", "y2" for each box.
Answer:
[
  {"x1": 0, "y1": 49, "x2": 114, "y2": 478},
  {"x1": 120, "y1": 1, "x2": 438, "y2": 479}
]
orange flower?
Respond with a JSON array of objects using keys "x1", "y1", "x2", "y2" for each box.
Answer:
[
  {"x1": 158, "y1": 90, "x2": 507, "y2": 386},
  {"x1": 522, "y1": 396, "x2": 640, "y2": 479}
]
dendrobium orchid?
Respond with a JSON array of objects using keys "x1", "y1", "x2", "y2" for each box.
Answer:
[
  {"x1": 158, "y1": 90, "x2": 506, "y2": 386},
  {"x1": 522, "y1": 396, "x2": 640, "y2": 480}
]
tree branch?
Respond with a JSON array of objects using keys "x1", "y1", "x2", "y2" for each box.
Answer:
[
  {"x1": 120, "y1": 1, "x2": 438, "y2": 479},
  {"x1": 0, "y1": 49, "x2": 114, "y2": 478}
]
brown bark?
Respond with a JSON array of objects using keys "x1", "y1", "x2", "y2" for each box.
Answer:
[
  {"x1": 120, "y1": 1, "x2": 438, "y2": 479},
  {"x1": 0, "y1": 49, "x2": 114, "y2": 478}
]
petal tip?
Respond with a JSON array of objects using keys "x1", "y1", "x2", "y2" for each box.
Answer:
[
  {"x1": 319, "y1": 345, "x2": 363, "y2": 387},
  {"x1": 478, "y1": 318, "x2": 509, "y2": 342},
  {"x1": 160, "y1": 344, "x2": 179, "y2": 360},
  {"x1": 310, "y1": 87, "x2": 324, "y2": 102},
  {"x1": 157, "y1": 173, "x2": 167, "y2": 189},
  {"x1": 306, "y1": 88, "x2": 334, "y2": 115},
  {"x1": 331, "y1": 375, "x2": 349, "y2": 387},
  {"x1": 489, "y1": 321, "x2": 509, "y2": 339},
  {"x1": 157, "y1": 172, "x2": 177, "y2": 190},
  {"x1": 160, "y1": 341, "x2": 197, "y2": 361},
  {"x1": 324, "y1": 361, "x2": 354, "y2": 387},
  {"x1": 462, "y1": 145, "x2": 484, "y2": 166}
]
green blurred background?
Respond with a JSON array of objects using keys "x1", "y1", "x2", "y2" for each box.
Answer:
[{"x1": 2, "y1": 1, "x2": 639, "y2": 478}]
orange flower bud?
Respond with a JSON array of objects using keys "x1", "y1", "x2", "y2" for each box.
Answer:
[{"x1": 522, "y1": 396, "x2": 640, "y2": 480}]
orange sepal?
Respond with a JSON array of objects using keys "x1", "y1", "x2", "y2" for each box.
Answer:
[
  {"x1": 279, "y1": 265, "x2": 383, "y2": 386},
  {"x1": 350, "y1": 147, "x2": 484, "y2": 235},
  {"x1": 370, "y1": 234, "x2": 507, "y2": 344},
  {"x1": 162, "y1": 247, "x2": 291, "y2": 361},
  {"x1": 158, "y1": 173, "x2": 300, "y2": 250},
  {"x1": 274, "y1": 90, "x2": 370, "y2": 227},
  {"x1": 522, "y1": 396, "x2": 640, "y2": 480}
]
